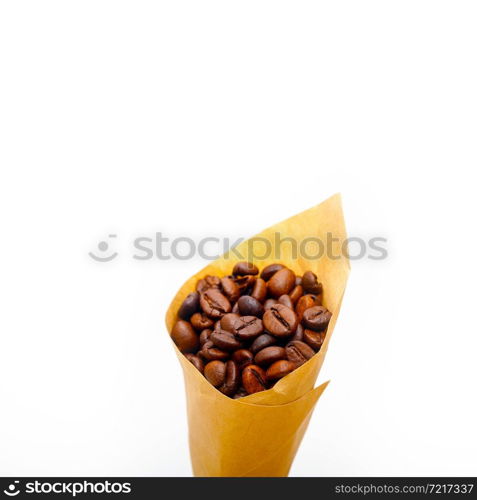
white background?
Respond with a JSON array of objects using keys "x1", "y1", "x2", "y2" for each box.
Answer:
[{"x1": 1, "y1": 1, "x2": 476, "y2": 477}]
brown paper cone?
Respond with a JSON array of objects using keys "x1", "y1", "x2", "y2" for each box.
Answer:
[{"x1": 165, "y1": 193, "x2": 350, "y2": 476}]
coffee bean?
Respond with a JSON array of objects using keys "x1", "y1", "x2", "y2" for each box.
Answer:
[
  {"x1": 302, "y1": 271, "x2": 323, "y2": 295},
  {"x1": 260, "y1": 263, "x2": 285, "y2": 281},
  {"x1": 199, "y1": 328, "x2": 213, "y2": 346},
  {"x1": 278, "y1": 294, "x2": 293, "y2": 309},
  {"x1": 250, "y1": 333, "x2": 277, "y2": 353},
  {"x1": 220, "y1": 360, "x2": 240, "y2": 396},
  {"x1": 232, "y1": 301, "x2": 240, "y2": 314},
  {"x1": 204, "y1": 360, "x2": 226, "y2": 387},
  {"x1": 254, "y1": 346, "x2": 286, "y2": 367},
  {"x1": 285, "y1": 340, "x2": 315, "y2": 367},
  {"x1": 251, "y1": 278, "x2": 267, "y2": 303},
  {"x1": 199, "y1": 341, "x2": 229, "y2": 361},
  {"x1": 196, "y1": 275, "x2": 221, "y2": 293},
  {"x1": 268, "y1": 268, "x2": 296, "y2": 298},
  {"x1": 178, "y1": 292, "x2": 200, "y2": 320},
  {"x1": 220, "y1": 313, "x2": 241, "y2": 334},
  {"x1": 290, "y1": 323, "x2": 304, "y2": 342},
  {"x1": 233, "y1": 261, "x2": 259, "y2": 276},
  {"x1": 234, "y1": 316, "x2": 263, "y2": 340},
  {"x1": 184, "y1": 353, "x2": 205, "y2": 373},
  {"x1": 210, "y1": 330, "x2": 242, "y2": 351},
  {"x1": 302, "y1": 306, "x2": 332, "y2": 331},
  {"x1": 232, "y1": 349, "x2": 254, "y2": 370},
  {"x1": 190, "y1": 312, "x2": 214, "y2": 331},
  {"x1": 263, "y1": 304, "x2": 298, "y2": 338},
  {"x1": 264, "y1": 298, "x2": 278, "y2": 310},
  {"x1": 233, "y1": 387, "x2": 249, "y2": 399},
  {"x1": 266, "y1": 360, "x2": 296, "y2": 381},
  {"x1": 171, "y1": 320, "x2": 200, "y2": 353},
  {"x1": 303, "y1": 329, "x2": 326, "y2": 351},
  {"x1": 289, "y1": 285, "x2": 303, "y2": 305},
  {"x1": 295, "y1": 276, "x2": 302, "y2": 286},
  {"x1": 237, "y1": 295, "x2": 264, "y2": 317},
  {"x1": 242, "y1": 365, "x2": 268, "y2": 394},
  {"x1": 220, "y1": 277, "x2": 240, "y2": 303},
  {"x1": 295, "y1": 295, "x2": 318, "y2": 321},
  {"x1": 234, "y1": 275, "x2": 256, "y2": 294},
  {"x1": 200, "y1": 288, "x2": 232, "y2": 318}
]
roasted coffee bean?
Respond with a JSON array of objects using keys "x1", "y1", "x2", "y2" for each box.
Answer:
[
  {"x1": 219, "y1": 360, "x2": 240, "y2": 396},
  {"x1": 278, "y1": 294, "x2": 293, "y2": 309},
  {"x1": 234, "y1": 316, "x2": 263, "y2": 340},
  {"x1": 303, "y1": 329, "x2": 326, "y2": 351},
  {"x1": 266, "y1": 360, "x2": 296, "y2": 381},
  {"x1": 196, "y1": 275, "x2": 221, "y2": 293},
  {"x1": 204, "y1": 360, "x2": 226, "y2": 387},
  {"x1": 250, "y1": 333, "x2": 277, "y2": 353},
  {"x1": 285, "y1": 340, "x2": 315, "y2": 367},
  {"x1": 242, "y1": 365, "x2": 268, "y2": 394},
  {"x1": 290, "y1": 323, "x2": 304, "y2": 342},
  {"x1": 251, "y1": 278, "x2": 267, "y2": 303},
  {"x1": 302, "y1": 306, "x2": 332, "y2": 331},
  {"x1": 185, "y1": 353, "x2": 205, "y2": 373},
  {"x1": 237, "y1": 295, "x2": 264, "y2": 317},
  {"x1": 302, "y1": 271, "x2": 323, "y2": 295},
  {"x1": 264, "y1": 298, "x2": 278, "y2": 310},
  {"x1": 199, "y1": 328, "x2": 213, "y2": 346},
  {"x1": 178, "y1": 292, "x2": 200, "y2": 320},
  {"x1": 234, "y1": 275, "x2": 256, "y2": 293},
  {"x1": 200, "y1": 288, "x2": 232, "y2": 318},
  {"x1": 220, "y1": 313, "x2": 241, "y2": 334},
  {"x1": 199, "y1": 341, "x2": 229, "y2": 361},
  {"x1": 233, "y1": 261, "x2": 259, "y2": 276},
  {"x1": 289, "y1": 285, "x2": 303, "y2": 305},
  {"x1": 268, "y1": 268, "x2": 296, "y2": 298},
  {"x1": 260, "y1": 263, "x2": 285, "y2": 281},
  {"x1": 171, "y1": 320, "x2": 200, "y2": 353},
  {"x1": 233, "y1": 387, "x2": 249, "y2": 399},
  {"x1": 295, "y1": 295, "x2": 318, "y2": 321},
  {"x1": 254, "y1": 346, "x2": 286, "y2": 367},
  {"x1": 232, "y1": 349, "x2": 254, "y2": 370},
  {"x1": 210, "y1": 330, "x2": 242, "y2": 351},
  {"x1": 232, "y1": 301, "x2": 240, "y2": 314},
  {"x1": 295, "y1": 276, "x2": 302, "y2": 286},
  {"x1": 221, "y1": 276, "x2": 240, "y2": 303},
  {"x1": 263, "y1": 304, "x2": 298, "y2": 338},
  {"x1": 190, "y1": 312, "x2": 214, "y2": 331}
]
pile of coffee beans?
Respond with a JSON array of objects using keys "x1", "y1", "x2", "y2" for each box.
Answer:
[{"x1": 171, "y1": 262, "x2": 332, "y2": 398}]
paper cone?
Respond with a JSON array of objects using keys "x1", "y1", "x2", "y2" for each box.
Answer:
[{"x1": 165, "y1": 193, "x2": 350, "y2": 476}]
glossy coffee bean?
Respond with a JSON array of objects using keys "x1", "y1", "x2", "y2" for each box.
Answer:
[
  {"x1": 237, "y1": 295, "x2": 264, "y2": 317},
  {"x1": 242, "y1": 365, "x2": 268, "y2": 394},
  {"x1": 302, "y1": 271, "x2": 323, "y2": 294},
  {"x1": 295, "y1": 295, "x2": 318, "y2": 321},
  {"x1": 234, "y1": 316, "x2": 263, "y2": 340},
  {"x1": 260, "y1": 263, "x2": 285, "y2": 281},
  {"x1": 220, "y1": 313, "x2": 241, "y2": 334},
  {"x1": 250, "y1": 333, "x2": 277, "y2": 353},
  {"x1": 290, "y1": 323, "x2": 304, "y2": 342},
  {"x1": 200, "y1": 288, "x2": 232, "y2": 318},
  {"x1": 190, "y1": 312, "x2": 214, "y2": 331},
  {"x1": 302, "y1": 306, "x2": 332, "y2": 331},
  {"x1": 303, "y1": 329, "x2": 326, "y2": 351},
  {"x1": 220, "y1": 360, "x2": 240, "y2": 396},
  {"x1": 199, "y1": 341, "x2": 229, "y2": 361},
  {"x1": 264, "y1": 298, "x2": 278, "y2": 310},
  {"x1": 221, "y1": 277, "x2": 240, "y2": 303},
  {"x1": 267, "y1": 268, "x2": 296, "y2": 298},
  {"x1": 204, "y1": 360, "x2": 226, "y2": 387},
  {"x1": 171, "y1": 320, "x2": 200, "y2": 353},
  {"x1": 234, "y1": 275, "x2": 256, "y2": 294},
  {"x1": 199, "y1": 328, "x2": 213, "y2": 346},
  {"x1": 285, "y1": 340, "x2": 315, "y2": 367},
  {"x1": 289, "y1": 285, "x2": 303, "y2": 305},
  {"x1": 178, "y1": 292, "x2": 200, "y2": 320},
  {"x1": 233, "y1": 261, "x2": 259, "y2": 276},
  {"x1": 196, "y1": 275, "x2": 221, "y2": 293},
  {"x1": 251, "y1": 278, "x2": 267, "y2": 303},
  {"x1": 263, "y1": 304, "x2": 298, "y2": 338},
  {"x1": 278, "y1": 294, "x2": 293, "y2": 309},
  {"x1": 254, "y1": 346, "x2": 286, "y2": 367},
  {"x1": 232, "y1": 349, "x2": 254, "y2": 370},
  {"x1": 266, "y1": 360, "x2": 296, "y2": 381},
  {"x1": 210, "y1": 330, "x2": 242, "y2": 351},
  {"x1": 185, "y1": 353, "x2": 205, "y2": 373}
]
